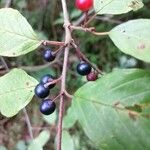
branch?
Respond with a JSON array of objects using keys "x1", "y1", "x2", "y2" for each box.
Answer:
[
  {"x1": 72, "y1": 10, "x2": 94, "y2": 26},
  {"x1": 57, "y1": 0, "x2": 72, "y2": 149},
  {"x1": 23, "y1": 108, "x2": 33, "y2": 139},
  {"x1": 70, "y1": 25, "x2": 109, "y2": 36},
  {"x1": 5, "y1": 0, "x2": 12, "y2": 8},
  {"x1": 41, "y1": 40, "x2": 65, "y2": 46},
  {"x1": 71, "y1": 42, "x2": 103, "y2": 75}
]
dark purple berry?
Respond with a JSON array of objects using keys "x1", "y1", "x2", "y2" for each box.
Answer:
[
  {"x1": 86, "y1": 72, "x2": 98, "y2": 81},
  {"x1": 77, "y1": 62, "x2": 91, "y2": 76},
  {"x1": 34, "y1": 83, "x2": 49, "y2": 98},
  {"x1": 40, "y1": 74, "x2": 56, "y2": 89},
  {"x1": 43, "y1": 48, "x2": 55, "y2": 62},
  {"x1": 40, "y1": 99, "x2": 56, "y2": 115}
]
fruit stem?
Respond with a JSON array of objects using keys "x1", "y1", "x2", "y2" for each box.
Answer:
[
  {"x1": 53, "y1": 45, "x2": 65, "y2": 55},
  {"x1": 83, "y1": 11, "x2": 89, "y2": 26},
  {"x1": 44, "y1": 77, "x2": 62, "y2": 88},
  {"x1": 52, "y1": 93, "x2": 62, "y2": 102},
  {"x1": 71, "y1": 42, "x2": 103, "y2": 75},
  {"x1": 70, "y1": 25, "x2": 109, "y2": 36},
  {"x1": 83, "y1": 0, "x2": 115, "y2": 27},
  {"x1": 23, "y1": 108, "x2": 34, "y2": 139},
  {"x1": 64, "y1": 90, "x2": 73, "y2": 99},
  {"x1": 41, "y1": 40, "x2": 65, "y2": 46}
]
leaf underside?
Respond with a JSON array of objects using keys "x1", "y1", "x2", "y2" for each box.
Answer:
[
  {"x1": 72, "y1": 69, "x2": 150, "y2": 150},
  {"x1": 109, "y1": 19, "x2": 150, "y2": 63},
  {"x1": 0, "y1": 69, "x2": 38, "y2": 117},
  {"x1": 0, "y1": 8, "x2": 40, "y2": 57},
  {"x1": 94, "y1": 0, "x2": 143, "y2": 15}
]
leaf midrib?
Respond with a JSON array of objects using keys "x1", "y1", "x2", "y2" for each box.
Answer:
[
  {"x1": 74, "y1": 94, "x2": 150, "y2": 118},
  {"x1": 0, "y1": 28, "x2": 39, "y2": 42}
]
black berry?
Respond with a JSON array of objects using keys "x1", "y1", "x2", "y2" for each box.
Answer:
[
  {"x1": 77, "y1": 62, "x2": 91, "y2": 76},
  {"x1": 34, "y1": 83, "x2": 50, "y2": 98},
  {"x1": 86, "y1": 72, "x2": 98, "y2": 81},
  {"x1": 40, "y1": 99, "x2": 56, "y2": 115},
  {"x1": 40, "y1": 74, "x2": 56, "y2": 89},
  {"x1": 43, "y1": 48, "x2": 55, "y2": 62}
]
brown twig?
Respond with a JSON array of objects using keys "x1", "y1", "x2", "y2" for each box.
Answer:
[
  {"x1": 23, "y1": 108, "x2": 33, "y2": 139},
  {"x1": 41, "y1": 40, "x2": 65, "y2": 46},
  {"x1": 71, "y1": 42, "x2": 103, "y2": 75},
  {"x1": 57, "y1": 0, "x2": 72, "y2": 149},
  {"x1": 44, "y1": 77, "x2": 62, "y2": 88},
  {"x1": 52, "y1": 93, "x2": 62, "y2": 102},
  {"x1": 64, "y1": 90, "x2": 73, "y2": 99},
  {"x1": 5, "y1": 0, "x2": 12, "y2": 8},
  {"x1": 84, "y1": 0, "x2": 115, "y2": 27},
  {"x1": 53, "y1": 45, "x2": 66, "y2": 55},
  {"x1": 70, "y1": 25, "x2": 109, "y2": 36},
  {"x1": 83, "y1": 11, "x2": 89, "y2": 26},
  {"x1": 73, "y1": 10, "x2": 93, "y2": 26},
  {"x1": 57, "y1": 47, "x2": 70, "y2": 150}
]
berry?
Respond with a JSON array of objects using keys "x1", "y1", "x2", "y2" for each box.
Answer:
[
  {"x1": 86, "y1": 72, "x2": 98, "y2": 81},
  {"x1": 40, "y1": 99, "x2": 56, "y2": 115},
  {"x1": 43, "y1": 48, "x2": 55, "y2": 62},
  {"x1": 75, "y1": 0, "x2": 93, "y2": 11},
  {"x1": 40, "y1": 74, "x2": 56, "y2": 89},
  {"x1": 77, "y1": 62, "x2": 91, "y2": 76},
  {"x1": 34, "y1": 83, "x2": 49, "y2": 98}
]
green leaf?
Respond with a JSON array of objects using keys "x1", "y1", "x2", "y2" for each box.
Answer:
[
  {"x1": 109, "y1": 19, "x2": 150, "y2": 62},
  {"x1": 62, "y1": 131, "x2": 75, "y2": 150},
  {"x1": 0, "y1": 8, "x2": 40, "y2": 57},
  {"x1": 0, "y1": 68, "x2": 38, "y2": 117},
  {"x1": 63, "y1": 105, "x2": 77, "y2": 129},
  {"x1": 72, "y1": 69, "x2": 150, "y2": 149},
  {"x1": 28, "y1": 130, "x2": 50, "y2": 150},
  {"x1": 94, "y1": 0, "x2": 143, "y2": 15}
]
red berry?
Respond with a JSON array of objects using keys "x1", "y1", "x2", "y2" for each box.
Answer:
[
  {"x1": 75, "y1": 0, "x2": 93, "y2": 11},
  {"x1": 86, "y1": 72, "x2": 98, "y2": 81}
]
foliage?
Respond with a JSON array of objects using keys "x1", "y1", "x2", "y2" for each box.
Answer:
[
  {"x1": 0, "y1": 69, "x2": 38, "y2": 117},
  {"x1": 0, "y1": 8, "x2": 40, "y2": 57},
  {"x1": 0, "y1": 0, "x2": 149, "y2": 149},
  {"x1": 28, "y1": 130, "x2": 50, "y2": 150},
  {"x1": 70, "y1": 69, "x2": 150, "y2": 149}
]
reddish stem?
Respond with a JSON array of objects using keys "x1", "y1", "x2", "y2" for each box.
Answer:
[
  {"x1": 41, "y1": 40, "x2": 65, "y2": 46},
  {"x1": 72, "y1": 42, "x2": 103, "y2": 74}
]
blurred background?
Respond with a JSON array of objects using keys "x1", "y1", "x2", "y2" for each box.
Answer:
[{"x1": 0, "y1": 0, "x2": 150, "y2": 149}]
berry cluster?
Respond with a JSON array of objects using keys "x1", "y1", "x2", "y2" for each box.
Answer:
[
  {"x1": 35, "y1": 48, "x2": 57, "y2": 115},
  {"x1": 34, "y1": 46, "x2": 99, "y2": 115},
  {"x1": 35, "y1": 33, "x2": 98, "y2": 115}
]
